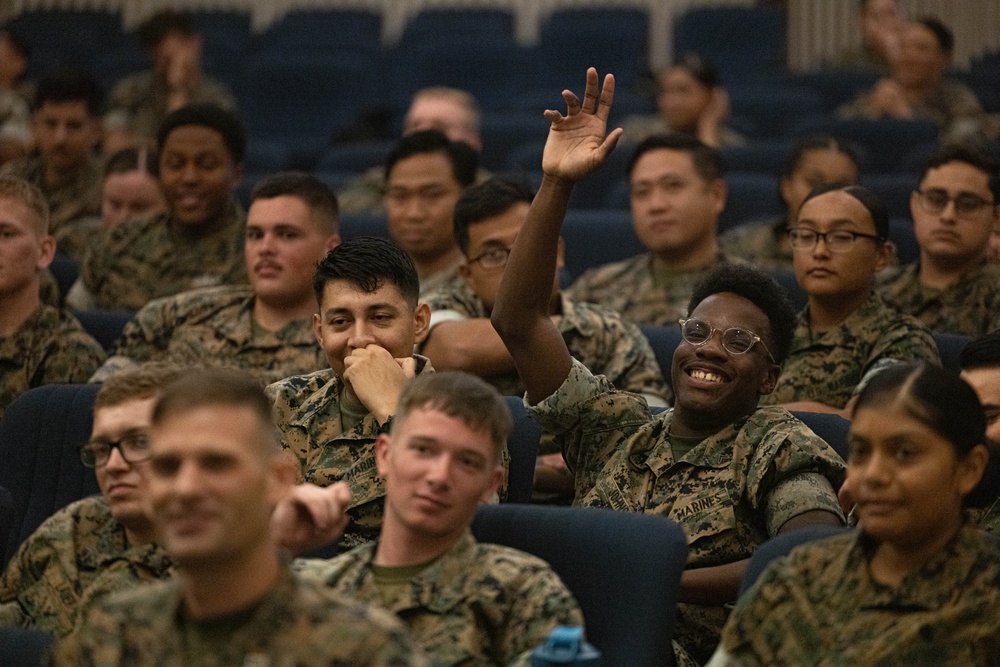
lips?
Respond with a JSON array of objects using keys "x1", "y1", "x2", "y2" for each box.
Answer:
[
  {"x1": 175, "y1": 192, "x2": 205, "y2": 211},
  {"x1": 413, "y1": 494, "x2": 449, "y2": 511},
  {"x1": 105, "y1": 482, "x2": 137, "y2": 499},
  {"x1": 254, "y1": 260, "x2": 282, "y2": 276},
  {"x1": 856, "y1": 498, "x2": 901, "y2": 517},
  {"x1": 806, "y1": 267, "x2": 835, "y2": 278},
  {"x1": 684, "y1": 363, "x2": 731, "y2": 385}
]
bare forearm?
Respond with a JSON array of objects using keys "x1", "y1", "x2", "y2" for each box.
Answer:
[
  {"x1": 680, "y1": 559, "x2": 748, "y2": 606},
  {"x1": 422, "y1": 319, "x2": 516, "y2": 376}
]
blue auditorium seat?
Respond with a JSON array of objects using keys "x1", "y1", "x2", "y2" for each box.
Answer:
[
  {"x1": 673, "y1": 6, "x2": 786, "y2": 81},
  {"x1": 560, "y1": 210, "x2": 645, "y2": 282},
  {"x1": 719, "y1": 172, "x2": 784, "y2": 232},
  {"x1": 864, "y1": 173, "x2": 919, "y2": 220}
]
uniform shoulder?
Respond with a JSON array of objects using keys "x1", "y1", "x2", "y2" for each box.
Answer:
[
  {"x1": 150, "y1": 285, "x2": 254, "y2": 316},
  {"x1": 570, "y1": 254, "x2": 649, "y2": 292},
  {"x1": 267, "y1": 369, "x2": 338, "y2": 405}
]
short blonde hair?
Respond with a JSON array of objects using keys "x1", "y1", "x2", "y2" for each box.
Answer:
[{"x1": 0, "y1": 176, "x2": 49, "y2": 235}]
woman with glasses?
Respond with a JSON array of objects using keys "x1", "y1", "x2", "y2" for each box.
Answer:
[
  {"x1": 760, "y1": 184, "x2": 939, "y2": 417},
  {"x1": 710, "y1": 363, "x2": 1000, "y2": 666}
]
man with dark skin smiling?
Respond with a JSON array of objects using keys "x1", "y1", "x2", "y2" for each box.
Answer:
[{"x1": 491, "y1": 68, "x2": 846, "y2": 665}]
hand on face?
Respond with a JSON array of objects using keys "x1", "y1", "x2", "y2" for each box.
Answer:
[
  {"x1": 342, "y1": 344, "x2": 416, "y2": 422},
  {"x1": 271, "y1": 481, "x2": 352, "y2": 556}
]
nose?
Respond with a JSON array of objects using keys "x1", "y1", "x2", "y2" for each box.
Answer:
[
  {"x1": 859, "y1": 450, "x2": 893, "y2": 487},
  {"x1": 104, "y1": 446, "x2": 130, "y2": 473},
  {"x1": 258, "y1": 230, "x2": 277, "y2": 254},
  {"x1": 693, "y1": 329, "x2": 729, "y2": 360},
  {"x1": 811, "y1": 234, "x2": 832, "y2": 258},
  {"x1": 939, "y1": 198, "x2": 958, "y2": 223},
  {"x1": 347, "y1": 320, "x2": 376, "y2": 350},
  {"x1": 179, "y1": 162, "x2": 199, "y2": 184},
  {"x1": 424, "y1": 453, "x2": 452, "y2": 488},
  {"x1": 171, "y1": 460, "x2": 203, "y2": 497}
]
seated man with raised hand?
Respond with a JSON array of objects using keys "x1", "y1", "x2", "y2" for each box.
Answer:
[
  {"x1": 0, "y1": 176, "x2": 105, "y2": 419},
  {"x1": 959, "y1": 330, "x2": 1000, "y2": 534},
  {"x1": 90, "y1": 172, "x2": 339, "y2": 384},
  {"x1": 267, "y1": 236, "x2": 434, "y2": 549},
  {"x1": 759, "y1": 184, "x2": 939, "y2": 417},
  {"x1": 490, "y1": 68, "x2": 846, "y2": 665},
  {"x1": 299, "y1": 371, "x2": 584, "y2": 667},
  {"x1": 0, "y1": 364, "x2": 182, "y2": 637},
  {"x1": 54, "y1": 368, "x2": 428, "y2": 666}
]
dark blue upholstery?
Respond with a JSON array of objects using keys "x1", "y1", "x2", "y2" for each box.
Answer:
[
  {"x1": 503, "y1": 397, "x2": 540, "y2": 504},
  {"x1": 864, "y1": 173, "x2": 919, "y2": 220},
  {"x1": 673, "y1": 6, "x2": 786, "y2": 80},
  {"x1": 316, "y1": 139, "x2": 396, "y2": 173},
  {"x1": 933, "y1": 332, "x2": 972, "y2": 375},
  {"x1": 472, "y1": 504, "x2": 686, "y2": 667},
  {"x1": 339, "y1": 212, "x2": 390, "y2": 241},
  {"x1": 638, "y1": 324, "x2": 682, "y2": 391},
  {"x1": 48, "y1": 254, "x2": 80, "y2": 305},
  {"x1": 788, "y1": 118, "x2": 938, "y2": 173},
  {"x1": 888, "y1": 217, "x2": 920, "y2": 265},
  {"x1": 791, "y1": 411, "x2": 850, "y2": 462},
  {"x1": 74, "y1": 310, "x2": 134, "y2": 353},
  {"x1": 769, "y1": 268, "x2": 808, "y2": 312},
  {"x1": 0, "y1": 626, "x2": 55, "y2": 667},
  {"x1": 719, "y1": 172, "x2": 784, "y2": 232},
  {"x1": 560, "y1": 210, "x2": 645, "y2": 282},
  {"x1": 0, "y1": 385, "x2": 100, "y2": 569},
  {"x1": 739, "y1": 526, "x2": 851, "y2": 595}
]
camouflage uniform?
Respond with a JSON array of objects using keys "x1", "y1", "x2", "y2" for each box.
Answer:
[
  {"x1": 0, "y1": 496, "x2": 169, "y2": 638},
  {"x1": 719, "y1": 216, "x2": 792, "y2": 272},
  {"x1": 423, "y1": 282, "x2": 670, "y2": 403},
  {"x1": 53, "y1": 564, "x2": 429, "y2": 667},
  {"x1": 53, "y1": 215, "x2": 101, "y2": 261},
  {"x1": 567, "y1": 252, "x2": 733, "y2": 325},
  {"x1": 716, "y1": 525, "x2": 1000, "y2": 666},
  {"x1": 266, "y1": 358, "x2": 435, "y2": 549},
  {"x1": 617, "y1": 115, "x2": 746, "y2": 148},
  {"x1": 105, "y1": 71, "x2": 237, "y2": 143},
  {"x1": 79, "y1": 206, "x2": 247, "y2": 311},
  {"x1": 90, "y1": 285, "x2": 325, "y2": 385},
  {"x1": 971, "y1": 499, "x2": 1000, "y2": 535},
  {"x1": 418, "y1": 257, "x2": 465, "y2": 302},
  {"x1": 761, "y1": 294, "x2": 940, "y2": 409},
  {"x1": 529, "y1": 359, "x2": 847, "y2": 664},
  {"x1": 337, "y1": 165, "x2": 387, "y2": 216},
  {"x1": 878, "y1": 259, "x2": 1000, "y2": 337},
  {"x1": 301, "y1": 531, "x2": 583, "y2": 667},
  {"x1": 0, "y1": 152, "x2": 102, "y2": 234},
  {"x1": 840, "y1": 79, "x2": 985, "y2": 142},
  {"x1": 0, "y1": 304, "x2": 106, "y2": 419},
  {"x1": 0, "y1": 89, "x2": 30, "y2": 151}
]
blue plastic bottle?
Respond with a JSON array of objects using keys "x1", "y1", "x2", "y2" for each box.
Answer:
[{"x1": 531, "y1": 626, "x2": 602, "y2": 666}]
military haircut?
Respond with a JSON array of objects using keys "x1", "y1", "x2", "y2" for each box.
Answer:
[
  {"x1": 394, "y1": 371, "x2": 511, "y2": 464},
  {"x1": 409, "y1": 86, "x2": 482, "y2": 135},
  {"x1": 32, "y1": 66, "x2": 103, "y2": 116},
  {"x1": 453, "y1": 177, "x2": 534, "y2": 255},
  {"x1": 312, "y1": 236, "x2": 420, "y2": 309},
  {"x1": 105, "y1": 146, "x2": 159, "y2": 179},
  {"x1": 0, "y1": 175, "x2": 49, "y2": 235},
  {"x1": 782, "y1": 134, "x2": 859, "y2": 180},
  {"x1": 135, "y1": 10, "x2": 198, "y2": 49},
  {"x1": 250, "y1": 171, "x2": 339, "y2": 235},
  {"x1": 0, "y1": 26, "x2": 31, "y2": 60},
  {"x1": 960, "y1": 330, "x2": 1000, "y2": 371},
  {"x1": 800, "y1": 183, "x2": 889, "y2": 240},
  {"x1": 915, "y1": 16, "x2": 954, "y2": 54},
  {"x1": 93, "y1": 362, "x2": 186, "y2": 411},
  {"x1": 627, "y1": 133, "x2": 724, "y2": 182},
  {"x1": 151, "y1": 367, "x2": 279, "y2": 456},
  {"x1": 924, "y1": 142, "x2": 1000, "y2": 201},
  {"x1": 156, "y1": 103, "x2": 247, "y2": 165},
  {"x1": 671, "y1": 53, "x2": 720, "y2": 87},
  {"x1": 687, "y1": 264, "x2": 796, "y2": 363},
  {"x1": 384, "y1": 129, "x2": 478, "y2": 187}
]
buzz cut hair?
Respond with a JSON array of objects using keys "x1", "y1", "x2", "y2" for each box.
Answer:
[
  {"x1": 0, "y1": 175, "x2": 49, "y2": 235},
  {"x1": 94, "y1": 362, "x2": 186, "y2": 411},
  {"x1": 250, "y1": 171, "x2": 340, "y2": 235}
]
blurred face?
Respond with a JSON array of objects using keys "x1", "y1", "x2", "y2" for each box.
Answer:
[
  {"x1": 780, "y1": 148, "x2": 859, "y2": 219},
  {"x1": 656, "y1": 67, "x2": 712, "y2": 131},
  {"x1": 159, "y1": 125, "x2": 241, "y2": 227},
  {"x1": 671, "y1": 292, "x2": 779, "y2": 426},
  {"x1": 376, "y1": 407, "x2": 503, "y2": 542},
  {"x1": 459, "y1": 201, "x2": 559, "y2": 311},
  {"x1": 386, "y1": 152, "x2": 464, "y2": 265},
  {"x1": 845, "y1": 399, "x2": 984, "y2": 548},
  {"x1": 792, "y1": 190, "x2": 890, "y2": 301},
  {"x1": 92, "y1": 397, "x2": 157, "y2": 530},
  {"x1": 32, "y1": 101, "x2": 100, "y2": 176},
  {"x1": 0, "y1": 195, "x2": 53, "y2": 299},
  {"x1": 101, "y1": 169, "x2": 167, "y2": 227},
  {"x1": 860, "y1": 0, "x2": 905, "y2": 45},
  {"x1": 960, "y1": 367, "x2": 1000, "y2": 442},
  {"x1": 404, "y1": 97, "x2": 481, "y2": 151},
  {"x1": 313, "y1": 279, "x2": 429, "y2": 377},
  {"x1": 629, "y1": 148, "x2": 724, "y2": 259},
  {"x1": 152, "y1": 31, "x2": 202, "y2": 78},
  {"x1": 246, "y1": 195, "x2": 338, "y2": 308},
  {"x1": 145, "y1": 405, "x2": 286, "y2": 568},
  {"x1": 912, "y1": 161, "x2": 998, "y2": 266},
  {"x1": 894, "y1": 23, "x2": 948, "y2": 88},
  {"x1": 0, "y1": 34, "x2": 27, "y2": 86}
]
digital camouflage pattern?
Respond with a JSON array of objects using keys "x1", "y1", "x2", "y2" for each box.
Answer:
[
  {"x1": 0, "y1": 304, "x2": 106, "y2": 419},
  {"x1": 566, "y1": 252, "x2": 733, "y2": 325},
  {"x1": 336, "y1": 165, "x2": 387, "y2": 216},
  {"x1": 0, "y1": 496, "x2": 169, "y2": 638},
  {"x1": 90, "y1": 285, "x2": 325, "y2": 384},
  {"x1": 719, "y1": 216, "x2": 793, "y2": 273},
  {"x1": 530, "y1": 359, "x2": 847, "y2": 664},
  {"x1": 53, "y1": 564, "x2": 430, "y2": 667},
  {"x1": 761, "y1": 294, "x2": 940, "y2": 409},
  {"x1": 879, "y1": 259, "x2": 1000, "y2": 337},
  {"x1": 266, "y1": 358, "x2": 433, "y2": 549},
  {"x1": 53, "y1": 215, "x2": 101, "y2": 261},
  {"x1": 717, "y1": 526, "x2": 1000, "y2": 666},
  {"x1": 0, "y1": 152, "x2": 102, "y2": 233},
  {"x1": 301, "y1": 531, "x2": 583, "y2": 667},
  {"x1": 971, "y1": 499, "x2": 1000, "y2": 536},
  {"x1": 418, "y1": 258, "x2": 465, "y2": 303},
  {"x1": 423, "y1": 283, "x2": 670, "y2": 403},
  {"x1": 80, "y1": 207, "x2": 248, "y2": 311},
  {"x1": 105, "y1": 71, "x2": 237, "y2": 143},
  {"x1": 0, "y1": 89, "x2": 30, "y2": 149},
  {"x1": 839, "y1": 79, "x2": 985, "y2": 142}
]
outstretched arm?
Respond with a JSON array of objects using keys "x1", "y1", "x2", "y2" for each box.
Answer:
[{"x1": 491, "y1": 68, "x2": 622, "y2": 404}]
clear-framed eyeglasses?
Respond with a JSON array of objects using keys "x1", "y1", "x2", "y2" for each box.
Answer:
[
  {"x1": 915, "y1": 188, "x2": 994, "y2": 217},
  {"x1": 467, "y1": 246, "x2": 511, "y2": 271},
  {"x1": 678, "y1": 317, "x2": 776, "y2": 364},
  {"x1": 787, "y1": 227, "x2": 883, "y2": 253}
]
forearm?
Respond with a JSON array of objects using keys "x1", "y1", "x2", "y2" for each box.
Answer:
[
  {"x1": 781, "y1": 400, "x2": 850, "y2": 419},
  {"x1": 421, "y1": 320, "x2": 516, "y2": 376},
  {"x1": 679, "y1": 559, "x2": 748, "y2": 606}
]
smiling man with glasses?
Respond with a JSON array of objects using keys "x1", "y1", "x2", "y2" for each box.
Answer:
[
  {"x1": 491, "y1": 69, "x2": 847, "y2": 665},
  {"x1": 879, "y1": 143, "x2": 1000, "y2": 336},
  {"x1": 759, "y1": 184, "x2": 939, "y2": 417}
]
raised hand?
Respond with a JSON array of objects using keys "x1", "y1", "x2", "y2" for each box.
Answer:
[
  {"x1": 342, "y1": 344, "x2": 415, "y2": 423},
  {"x1": 272, "y1": 481, "x2": 352, "y2": 555},
  {"x1": 541, "y1": 67, "x2": 623, "y2": 182}
]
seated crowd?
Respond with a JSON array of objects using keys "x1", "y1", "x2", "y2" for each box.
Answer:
[{"x1": 1, "y1": 2, "x2": 1000, "y2": 665}]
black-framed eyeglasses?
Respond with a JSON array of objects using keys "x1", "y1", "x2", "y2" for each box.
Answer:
[
  {"x1": 915, "y1": 188, "x2": 994, "y2": 217},
  {"x1": 467, "y1": 246, "x2": 511, "y2": 271},
  {"x1": 678, "y1": 317, "x2": 776, "y2": 364},
  {"x1": 787, "y1": 227, "x2": 883, "y2": 253},
  {"x1": 79, "y1": 433, "x2": 151, "y2": 468}
]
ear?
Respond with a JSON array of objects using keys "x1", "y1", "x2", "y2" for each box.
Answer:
[
  {"x1": 374, "y1": 433, "x2": 392, "y2": 478},
  {"x1": 873, "y1": 239, "x2": 893, "y2": 273},
  {"x1": 780, "y1": 177, "x2": 795, "y2": 211},
  {"x1": 37, "y1": 234, "x2": 56, "y2": 271},
  {"x1": 758, "y1": 362, "x2": 781, "y2": 396},
  {"x1": 312, "y1": 312, "x2": 323, "y2": 346},
  {"x1": 229, "y1": 162, "x2": 245, "y2": 193},
  {"x1": 412, "y1": 302, "x2": 431, "y2": 343},
  {"x1": 458, "y1": 261, "x2": 472, "y2": 284},
  {"x1": 323, "y1": 234, "x2": 341, "y2": 253},
  {"x1": 710, "y1": 178, "x2": 727, "y2": 216},
  {"x1": 957, "y1": 443, "x2": 990, "y2": 498},
  {"x1": 479, "y1": 465, "x2": 505, "y2": 503}
]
